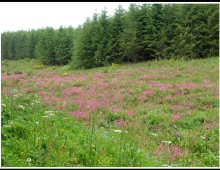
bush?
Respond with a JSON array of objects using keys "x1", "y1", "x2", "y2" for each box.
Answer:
[{"x1": 14, "y1": 71, "x2": 22, "y2": 74}]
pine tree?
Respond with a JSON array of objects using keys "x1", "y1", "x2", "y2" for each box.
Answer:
[
  {"x1": 35, "y1": 29, "x2": 47, "y2": 64},
  {"x1": 106, "y1": 5, "x2": 125, "y2": 63},
  {"x1": 27, "y1": 29, "x2": 37, "y2": 59},
  {"x1": 143, "y1": 4, "x2": 164, "y2": 60},
  {"x1": 72, "y1": 18, "x2": 96, "y2": 69},
  {"x1": 94, "y1": 8, "x2": 110, "y2": 66},
  {"x1": 119, "y1": 4, "x2": 144, "y2": 62},
  {"x1": 55, "y1": 26, "x2": 73, "y2": 65},
  {"x1": 207, "y1": 5, "x2": 219, "y2": 57}
]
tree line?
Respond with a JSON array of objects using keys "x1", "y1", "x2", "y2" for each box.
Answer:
[{"x1": 1, "y1": 4, "x2": 219, "y2": 69}]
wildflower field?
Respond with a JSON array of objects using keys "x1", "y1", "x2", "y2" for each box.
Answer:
[{"x1": 1, "y1": 57, "x2": 219, "y2": 167}]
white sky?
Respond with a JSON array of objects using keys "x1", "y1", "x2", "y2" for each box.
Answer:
[
  {"x1": 0, "y1": 2, "x2": 147, "y2": 33},
  {"x1": 0, "y1": 2, "x2": 217, "y2": 33}
]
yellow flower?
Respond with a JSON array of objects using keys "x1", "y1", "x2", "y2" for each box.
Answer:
[
  {"x1": 111, "y1": 63, "x2": 118, "y2": 67},
  {"x1": 15, "y1": 154, "x2": 17, "y2": 157},
  {"x1": 33, "y1": 65, "x2": 40, "y2": 69}
]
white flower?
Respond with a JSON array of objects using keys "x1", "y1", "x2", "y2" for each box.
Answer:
[
  {"x1": 201, "y1": 136, "x2": 205, "y2": 139},
  {"x1": 11, "y1": 89, "x2": 18, "y2": 93},
  {"x1": 48, "y1": 114, "x2": 55, "y2": 117},
  {"x1": 18, "y1": 105, "x2": 25, "y2": 109},
  {"x1": 36, "y1": 122, "x2": 39, "y2": 124},
  {"x1": 14, "y1": 95, "x2": 19, "y2": 98},
  {"x1": 162, "y1": 141, "x2": 172, "y2": 144},
  {"x1": 152, "y1": 133, "x2": 158, "y2": 136},
  {"x1": 45, "y1": 111, "x2": 54, "y2": 114},
  {"x1": 114, "y1": 130, "x2": 122, "y2": 133},
  {"x1": 26, "y1": 158, "x2": 31, "y2": 162},
  {"x1": 35, "y1": 100, "x2": 40, "y2": 103},
  {"x1": 1, "y1": 104, "x2": 6, "y2": 107}
]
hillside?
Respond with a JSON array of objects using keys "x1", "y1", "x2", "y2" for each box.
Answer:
[{"x1": 1, "y1": 57, "x2": 219, "y2": 167}]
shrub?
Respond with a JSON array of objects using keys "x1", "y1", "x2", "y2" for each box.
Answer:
[{"x1": 14, "y1": 71, "x2": 22, "y2": 75}]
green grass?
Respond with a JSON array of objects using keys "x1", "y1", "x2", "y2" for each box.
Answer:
[{"x1": 1, "y1": 56, "x2": 219, "y2": 167}]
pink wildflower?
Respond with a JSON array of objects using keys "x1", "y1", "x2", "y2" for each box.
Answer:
[{"x1": 144, "y1": 91, "x2": 155, "y2": 95}]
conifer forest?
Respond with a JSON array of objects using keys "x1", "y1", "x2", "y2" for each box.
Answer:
[{"x1": 1, "y1": 4, "x2": 219, "y2": 68}]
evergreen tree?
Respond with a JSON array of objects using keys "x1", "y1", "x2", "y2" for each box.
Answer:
[
  {"x1": 143, "y1": 4, "x2": 164, "y2": 60},
  {"x1": 119, "y1": 4, "x2": 144, "y2": 62},
  {"x1": 207, "y1": 5, "x2": 219, "y2": 57},
  {"x1": 27, "y1": 29, "x2": 37, "y2": 59},
  {"x1": 35, "y1": 29, "x2": 47, "y2": 64},
  {"x1": 94, "y1": 8, "x2": 110, "y2": 66},
  {"x1": 107, "y1": 5, "x2": 125, "y2": 63},
  {"x1": 72, "y1": 18, "x2": 96, "y2": 69},
  {"x1": 55, "y1": 26, "x2": 73, "y2": 65}
]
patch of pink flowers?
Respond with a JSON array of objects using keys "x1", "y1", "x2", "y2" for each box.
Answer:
[
  {"x1": 204, "y1": 120, "x2": 219, "y2": 129},
  {"x1": 137, "y1": 81, "x2": 143, "y2": 85},
  {"x1": 62, "y1": 87, "x2": 81, "y2": 96},
  {"x1": 154, "y1": 143, "x2": 190, "y2": 162},
  {"x1": 70, "y1": 111, "x2": 89, "y2": 121},
  {"x1": 176, "y1": 83, "x2": 197, "y2": 89},
  {"x1": 171, "y1": 114, "x2": 183, "y2": 123},
  {"x1": 144, "y1": 91, "x2": 156, "y2": 95},
  {"x1": 115, "y1": 118, "x2": 124, "y2": 129}
]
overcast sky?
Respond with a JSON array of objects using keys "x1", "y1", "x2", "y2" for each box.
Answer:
[
  {"x1": 0, "y1": 2, "x2": 148, "y2": 33},
  {"x1": 0, "y1": 2, "x2": 216, "y2": 33}
]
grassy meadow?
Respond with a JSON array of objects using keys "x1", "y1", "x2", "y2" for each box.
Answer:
[{"x1": 1, "y1": 57, "x2": 219, "y2": 167}]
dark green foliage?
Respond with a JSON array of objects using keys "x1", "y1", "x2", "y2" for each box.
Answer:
[
  {"x1": 71, "y1": 18, "x2": 97, "y2": 69},
  {"x1": 106, "y1": 5, "x2": 125, "y2": 63},
  {"x1": 55, "y1": 26, "x2": 73, "y2": 65},
  {"x1": 94, "y1": 8, "x2": 111, "y2": 66},
  {"x1": 1, "y1": 4, "x2": 219, "y2": 68},
  {"x1": 119, "y1": 4, "x2": 145, "y2": 63}
]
